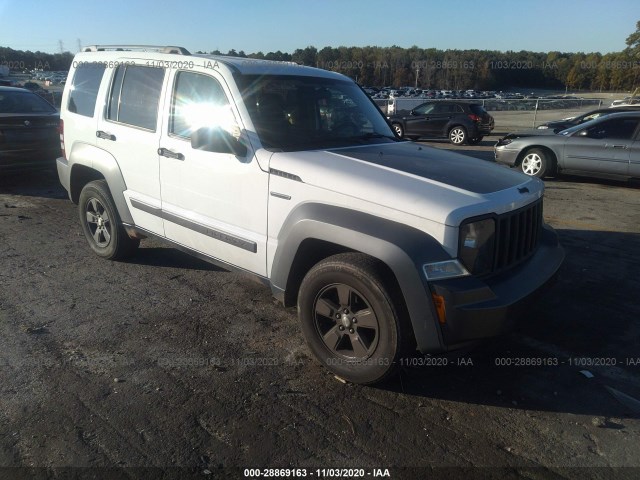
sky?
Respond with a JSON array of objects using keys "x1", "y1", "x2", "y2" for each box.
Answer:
[{"x1": 0, "y1": 0, "x2": 638, "y2": 55}]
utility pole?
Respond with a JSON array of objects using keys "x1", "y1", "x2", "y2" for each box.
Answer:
[{"x1": 415, "y1": 66, "x2": 420, "y2": 88}]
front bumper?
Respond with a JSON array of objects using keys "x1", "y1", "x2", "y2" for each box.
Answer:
[
  {"x1": 429, "y1": 225, "x2": 564, "y2": 348},
  {"x1": 494, "y1": 145, "x2": 520, "y2": 167}
]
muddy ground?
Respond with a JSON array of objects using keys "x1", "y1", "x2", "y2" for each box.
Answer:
[{"x1": 1, "y1": 140, "x2": 639, "y2": 479}]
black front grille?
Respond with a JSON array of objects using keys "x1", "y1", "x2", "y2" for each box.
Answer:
[{"x1": 493, "y1": 199, "x2": 543, "y2": 273}]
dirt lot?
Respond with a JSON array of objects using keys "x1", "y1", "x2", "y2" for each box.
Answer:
[{"x1": 1, "y1": 142, "x2": 640, "y2": 479}]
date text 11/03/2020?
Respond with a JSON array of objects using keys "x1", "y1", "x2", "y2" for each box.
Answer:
[{"x1": 243, "y1": 468, "x2": 391, "y2": 478}]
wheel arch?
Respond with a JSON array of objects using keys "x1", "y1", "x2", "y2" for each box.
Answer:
[
  {"x1": 67, "y1": 143, "x2": 134, "y2": 224},
  {"x1": 270, "y1": 203, "x2": 450, "y2": 353}
]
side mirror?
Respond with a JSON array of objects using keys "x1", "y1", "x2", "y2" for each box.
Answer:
[{"x1": 191, "y1": 127, "x2": 247, "y2": 157}]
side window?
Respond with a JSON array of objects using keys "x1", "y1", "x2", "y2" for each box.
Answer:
[
  {"x1": 68, "y1": 63, "x2": 105, "y2": 117},
  {"x1": 170, "y1": 71, "x2": 233, "y2": 139},
  {"x1": 414, "y1": 104, "x2": 435, "y2": 115},
  {"x1": 587, "y1": 118, "x2": 640, "y2": 140},
  {"x1": 107, "y1": 65, "x2": 165, "y2": 130},
  {"x1": 432, "y1": 103, "x2": 450, "y2": 114}
]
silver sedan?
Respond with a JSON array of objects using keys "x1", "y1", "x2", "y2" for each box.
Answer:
[{"x1": 495, "y1": 111, "x2": 640, "y2": 179}]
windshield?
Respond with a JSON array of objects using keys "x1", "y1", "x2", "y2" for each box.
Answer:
[
  {"x1": 558, "y1": 116, "x2": 603, "y2": 136},
  {"x1": 236, "y1": 74, "x2": 398, "y2": 151}
]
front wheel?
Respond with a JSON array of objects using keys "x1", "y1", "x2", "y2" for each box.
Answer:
[
  {"x1": 449, "y1": 126, "x2": 467, "y2": 145},
  {"x1": 519, "y1": 148, "x2": 550, "y2": 178},
  {"x1": 392, "y1": 123, "x2": 404, "y2": 138},
  {"x1": 78, "y1": 180, "x2": 140, "y2": 260},
  {"x1": 297, "y1": 253, "x2": 410, "y2": 384}
]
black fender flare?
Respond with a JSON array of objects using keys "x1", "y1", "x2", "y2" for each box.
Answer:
[{"x1": 270, "y1": 203, "x2": 452, "y2": 353}]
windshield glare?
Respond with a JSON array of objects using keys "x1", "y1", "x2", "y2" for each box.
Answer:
[{"x1": 236, "y1": 75, "x2": 397, "y2": 151}]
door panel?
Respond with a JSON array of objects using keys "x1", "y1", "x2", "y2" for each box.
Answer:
[
  {"x1": 629, "y1": 140, "x2": 640, "y2": 177},
  {"x1": 158, "y1": 70, "x2": 268, "y2": 276},
  {"x1": 562, "y1": 118, "x2": 638, "y2": 175},
  {"x1": 96, "y1": 64, "x2": 166, "y2": 235},
  {"x1": 562, "y1": 138, "x2": 629, "y2": 175},
  {"x1": 425, "y1": 104, "x2": 454, "y2": 136}
]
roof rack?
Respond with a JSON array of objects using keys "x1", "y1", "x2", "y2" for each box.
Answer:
[{"x1": 82, "y1": 45, "x2": 191, "y2": 55}]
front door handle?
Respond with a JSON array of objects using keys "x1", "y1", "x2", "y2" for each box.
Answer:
[
  {"x1": 96, "y1": 131, "x2": 116, "y2": 141},
  {"x1": 158, "y1": 148, "x2": 185, "y2": 160}
]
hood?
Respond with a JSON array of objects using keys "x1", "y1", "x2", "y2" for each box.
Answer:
[
  {"x1": 269, "y1": 142, "x2": 542, "y2": 226},
  {"x1": 503, "y1": 129, "x2": 558, "y2": 139}
]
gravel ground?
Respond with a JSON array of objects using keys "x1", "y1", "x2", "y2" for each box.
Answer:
[{"x1": 1, "y1": 151, "x2": 639, "y2": 479}]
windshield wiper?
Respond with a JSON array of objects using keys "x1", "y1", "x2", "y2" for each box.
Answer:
[{"x1": 348, "y1": 132, "x2": 399, "y2": 142}]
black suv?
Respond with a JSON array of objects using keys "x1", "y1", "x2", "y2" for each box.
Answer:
[{"x1": 389, "y1": 101, "x2": 494, "y2": 145}]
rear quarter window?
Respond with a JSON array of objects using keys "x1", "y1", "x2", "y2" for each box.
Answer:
[
  {"x1": 469, "y1": 104, "x2": 488, "y2": 115},
  {"x1": 68, "y1": 63, "x2": 105, "y2": 117}
]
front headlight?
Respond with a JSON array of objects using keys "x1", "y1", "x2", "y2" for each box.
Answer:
[
  {"x1": 459, "y1": 218, "x2": 496, "y2": 276},
  {"x1": 496, "y1": 137, "x2": 513, "y2": 147}
]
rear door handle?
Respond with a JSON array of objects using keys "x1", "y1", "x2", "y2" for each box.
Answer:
[
  {"x1": 96, "y1": 131, "x2": 116, "y2": 141},
  {"x1": 158, "y1": 147, "x2": 185, "y2": 160}
]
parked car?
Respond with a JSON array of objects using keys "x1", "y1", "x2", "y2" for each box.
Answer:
[
  {"x1": 388, "y1": 101, "x2": 494, "y2": 144},
  {"x1": 537, "y1": 106, "x2": 640, "y2": 132},
  {"x1": 495, "y1": 111, "x2": 640, "y2": 178},
  {"x1": 56, "y1": 45, "x2": 563, "y2": 385},
  {"x1": 611, "y1": 97, "x2": 640, "y2": 107},
  {"x1": 0, "y1": 86, "x2": 60, "y2": 172}
]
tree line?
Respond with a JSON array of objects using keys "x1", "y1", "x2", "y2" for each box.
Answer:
[
  {"x1": 2, "y1": 21, "x2": 638, "y2": 91},
  {"x1": 230, "y1": 46, "x2": 638, "y2": 91}
]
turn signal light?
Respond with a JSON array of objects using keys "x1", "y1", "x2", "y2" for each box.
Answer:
[
  {"x1": 432, "y1": 293, "x2": 446, "y2": 324},
  {"x1": 58, "y1": 119, "x2": 66, "y2": 159}
]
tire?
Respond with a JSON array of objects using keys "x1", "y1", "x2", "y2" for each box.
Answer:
[
  {"x1": 297, "y1": 253, "x2": 411, "y2": 385},
  {"x1": 78, "y1": 180, "x2": 140, "y2": 260},
  {"x1": 448, "y1": 126, "x2": 467, "y2": 145},
  {"x1": 468, "y1": 136, "x2": 483, "y2": 145},
  {"x1": 519, "y1": 148, "x2": 550, "y2": 178},
  {"x1": 392, "y1": 123, "x2": 404, "y2": 138}
]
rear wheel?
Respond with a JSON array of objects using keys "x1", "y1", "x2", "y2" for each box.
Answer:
[
  {"x1": 449, "y1": 126, "x2": 467, "y2": 145},
  {"x1": 297, "y1": 253, "x2": 410, "y2": 384},
  {"x1": 392, "y1": 123, "x2": 404, "y2": 138},
  {"x1": 79, "y1": 180, "x2": 139, "y2": 260}
]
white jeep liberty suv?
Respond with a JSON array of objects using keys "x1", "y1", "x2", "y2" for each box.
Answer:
[{"x1": 57, "y1": 45, "x2": 564, "y2": 384}]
